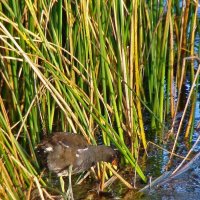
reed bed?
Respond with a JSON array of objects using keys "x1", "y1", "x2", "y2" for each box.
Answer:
[{"x1": 0, "y1": 0, "x2": 199, "y2": 199}]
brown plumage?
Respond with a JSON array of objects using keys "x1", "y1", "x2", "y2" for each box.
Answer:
[
  {"x1": 41, "y1": 132, "x2": 117, "y2": 176},
  {"x1": 39, "y1": 132, "x2": 117, "y2": 199}
]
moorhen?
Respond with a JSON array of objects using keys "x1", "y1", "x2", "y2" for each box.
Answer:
[{"x1": 41, "y1": 132, "x2": 117, "y2": 199}]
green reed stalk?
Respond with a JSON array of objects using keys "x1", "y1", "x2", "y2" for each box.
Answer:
[{"x1": 0, "y1": 0, "x2": 199, "y2": 198}]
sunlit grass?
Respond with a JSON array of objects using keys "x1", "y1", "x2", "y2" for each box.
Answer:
[{"x1": 0, "y1": 0, "x2": 199, "y2": 198}]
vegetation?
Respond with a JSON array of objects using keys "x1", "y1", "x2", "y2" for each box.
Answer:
[{"x1": 0, "y1": 0, "x2": 199, "y2": 199}]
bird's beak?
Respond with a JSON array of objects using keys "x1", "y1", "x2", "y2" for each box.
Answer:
[{"x1": 112, "y1": 158, "x2": 118, "y2": 166}]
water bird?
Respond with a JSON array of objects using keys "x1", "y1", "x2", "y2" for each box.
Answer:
[{"x1": 40, "y1": 132, "x2": 117, "y2": 199}]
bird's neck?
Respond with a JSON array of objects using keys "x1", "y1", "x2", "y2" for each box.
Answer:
[{"x1": 87, "y1": 145, "x2": 107, "y2": 162}]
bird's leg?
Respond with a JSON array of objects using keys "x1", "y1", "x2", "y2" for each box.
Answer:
[
  {"x1": 66, "y1": 165, "x2": 74, "y2": 200},
  {"x1": 60, "y1": 176, "x2": 65, "y2": 192}
]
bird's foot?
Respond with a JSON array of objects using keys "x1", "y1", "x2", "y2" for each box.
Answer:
[{"x1": 64, "y1": 187, "x2": 74, "y2": 200}]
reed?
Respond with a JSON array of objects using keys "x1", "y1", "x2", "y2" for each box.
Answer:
[{"x1": 0, "y1": 0, "x2": 199, "y2": 198}]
